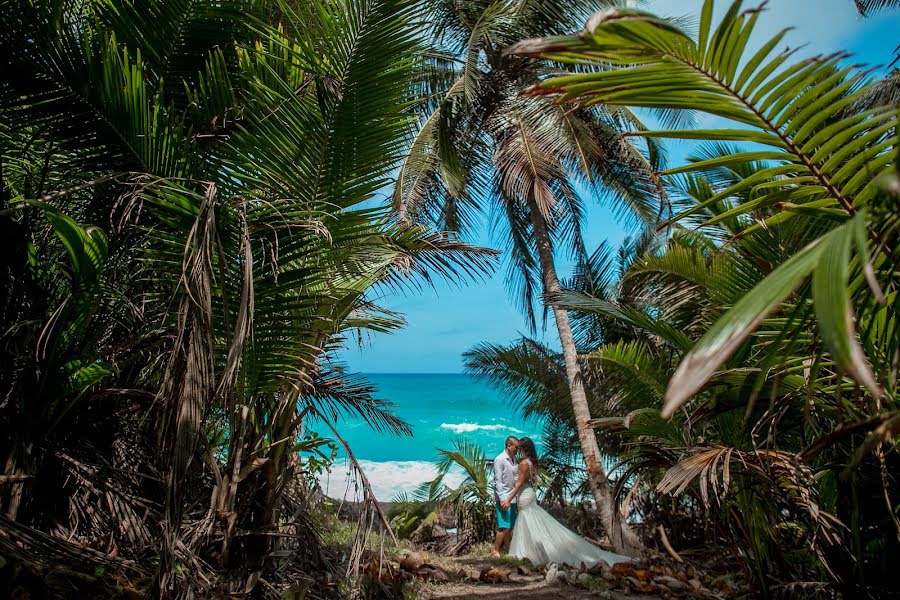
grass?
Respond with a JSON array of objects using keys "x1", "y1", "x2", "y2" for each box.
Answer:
[
  {"x1": 315, "y1": 501, "x2": 414, "y2": 557},
  {"x1": 467, "y1": 542, "x2": 529, "y2": 568}
]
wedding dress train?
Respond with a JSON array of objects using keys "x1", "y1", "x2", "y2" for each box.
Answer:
[{"x1": 509, "y1": 485, "x2": 632, "y2": 568}]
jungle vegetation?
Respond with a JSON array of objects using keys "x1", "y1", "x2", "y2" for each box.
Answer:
[
  {"x1": 1, "y1": 0, "x2": 897, "y2": 598},
  {"x1": 0, "y1": 0, "x2": 493, "y2": 596},
  {"x1": 465, "y1": 0, "x2": 899, "y2": 596}
]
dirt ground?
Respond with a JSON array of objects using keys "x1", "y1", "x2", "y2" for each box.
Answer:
[
  {"x1": 417, "y1": 554, "x2": 662, "y2": 600},
  {"x1": 425, "y1": 579, "x2": 656, "y2": 599}
]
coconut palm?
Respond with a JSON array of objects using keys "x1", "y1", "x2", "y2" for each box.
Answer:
[
  {"x1": 555, "y1": 197, "x2": 887, "y2": 591},
  {"x1": 423, "y1": 437, "x2": 496, "y2": 549},
  {"x1": 510, "y1": 0, "x2": 898, "y2": 435},
  {"x1": 463, "y1": 240, "x2": 652, "y2": 501},
  {"x1": 0, "y1": 0, "x2": 494, "y2": 595},
  {"x1": 508, "y1": 0, "x2": 899, "y2": 591},
  {"x1": 392, "y1": 0, "x2": 667, "y2": 553}
]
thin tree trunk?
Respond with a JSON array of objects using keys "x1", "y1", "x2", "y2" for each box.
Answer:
[
  {"x1": 2, "y1": 443, "x2": 30, "y2": 519},
  {"x1": 523, "y1": 187, "x2": 641, "y2": 555}
]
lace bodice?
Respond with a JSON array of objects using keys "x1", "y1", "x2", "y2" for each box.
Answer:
[
  {"x1": 520, "y1": 459, "x2": 536, "y2": 487},
  {"x1": 515, "y1": 459, "x2": 536, "y2": 508}
]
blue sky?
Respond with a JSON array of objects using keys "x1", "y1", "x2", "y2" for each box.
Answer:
[{"x1": 339, "y1": 0, "x2": 900, "y2": 374}]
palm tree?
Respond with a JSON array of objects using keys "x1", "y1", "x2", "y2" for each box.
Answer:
[
  {"x1": 509, "y1": 0, "x2": 899, "y2": 591},
  {"x1": 509, "y1": 0, "x2": 897, "y2": 425},
  {"x1": 464, "y1": 240, "x2": 654, "y2": 502},
  {"x1": 392, "y1": 0, "x2": 665, "y2": 553},
  {"x1": 424, "y1": 437, "x2": 496, "y2": 549},
  {"x1": 0, "y1": 0, "x2": 494, "y2": 595}
]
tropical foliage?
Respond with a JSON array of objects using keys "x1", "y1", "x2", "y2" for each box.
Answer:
[
  {"x1": 3, "y1": 0, "x2": 897, "y2": 596},
  {"x1": 387, "y1": 493, "x2": 440, "y2": 541},
  {"x1": 419, "y1": 437, "x2": 496, "y2": 550},
  {"x1": 392, "y1": 0, "x2": 667, "y2": 553},
  {"x1": 853, "y1": 0, "x2": 900, "y2": 14},
  {"x1": 0, "y1": 0, "x2": 492, "y2": 596},
  {"x1": 474, "y1": 0, "x2": 900, "y2": 594}
]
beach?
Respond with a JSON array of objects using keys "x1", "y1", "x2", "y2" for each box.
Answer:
[{"x1": 313, "y1": 373, "x2": 543, "y2": 501}]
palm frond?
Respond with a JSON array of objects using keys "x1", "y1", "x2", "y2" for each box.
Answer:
[
  {"x1": 303, "y1": 362, "x2": 412, "y2": 436},
  {"x1": 510, "y1": 2, "x2": 897, "y2": 413},
  {"x1": 464, "y1": 337, "x2": 572, "y2": 421},
  {"x1": 852, "y1": 0, "x2": 900, "y2": 15},
  {"x1": 585, "y1": 340, "x2": 668, "y2": 411}
]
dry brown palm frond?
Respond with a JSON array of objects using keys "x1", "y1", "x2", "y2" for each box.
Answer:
[
  {"x1": 217, "y1": 210, "x2": 254, "y2": 400},
  {"x1": 0, "y1": 513, "x2": 147, "y2": 579},
  {"x1": 798, "y1": 412, "x2": 895, "y2": 461},
  {"x1": 491, "y1": 101, "x2": 568, "y2": 221},
  {"x1": 56, "y1": 452, "x2": 157, "y2": 550},
  {"x1": 0, "y1": 474, "x2": 32, "y2": 484},
  {"x1": 657, "y1": 446, "x2": 845, "y2": 544},
  {"x1": 656, "y1": 447, "x2": 734, "y2": 506},
  {"x1": 845, "y1": 410, "x2": 900, "y2": 473},
  {"x1": 155, "y1": 183, "x2": 219, "y2": 595},
  {"x1": 311, "y1": 406, "x2": 396, "y2": 586}
]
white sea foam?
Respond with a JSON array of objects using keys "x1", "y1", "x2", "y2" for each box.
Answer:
[
  {"x1": 318, "y1": 459, "x2": 467, "y2": 502},
  {"x1": 439, "y1": 422, "x2": 524, "y2": 434}
]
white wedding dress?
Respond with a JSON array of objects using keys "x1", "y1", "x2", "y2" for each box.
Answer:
[{"x1": 509, "y1": 460, "x2": 632, "y2": 568}]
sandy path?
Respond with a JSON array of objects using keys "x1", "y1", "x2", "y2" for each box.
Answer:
[
  {"x1": 425, "y1": 579, "x2": 651, "y2": 599},
  {"x1": 417, "y1": 555, "x2": 662, "y2": 600}
]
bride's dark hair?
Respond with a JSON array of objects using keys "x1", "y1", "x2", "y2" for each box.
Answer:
[{"x1": 517, "y1": 437, "x2": 538, "y2": 472}]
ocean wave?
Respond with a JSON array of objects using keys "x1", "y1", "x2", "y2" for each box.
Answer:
[
  {"x1": 440, "y1": 422, "x2": 524, "y2": 434},
  {"x1": 318, "y1": 459, "x2": 467, "y2": 502}
]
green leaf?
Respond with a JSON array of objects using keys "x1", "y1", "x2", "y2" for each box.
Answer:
[
  {"x1": 66, "y1": 361, "x2": 112, "y2": 394},
  {"x1": 663, "y1": 231, "x2": 830, "y2": 417},
  {"x1": 697, "y1": 0, "x2": 714, "y2": 58},
  {"x1": 812, "y1": 211, "x2": 883, "y2": 397},
  {"x1": 32, "y1": 201, "x2": 108, "y2": 285},
  {"x1": 853, "y1": 209, "x2": 886, "y2": 303},
  {"x1": 555, "y1": 292, "x2": 694, "y2": 352}
]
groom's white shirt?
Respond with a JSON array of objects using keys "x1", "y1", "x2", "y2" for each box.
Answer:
[{"x1": 492, "y1": 450, "x2": 519, "y2": 504}]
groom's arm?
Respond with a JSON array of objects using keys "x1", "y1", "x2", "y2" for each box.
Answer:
[
  {"x1": 501, "y1": 465, "x2": 528, "y2": 510},
  {"x1": 494, "y1": 458, "x2": 513, "y2": 502}
]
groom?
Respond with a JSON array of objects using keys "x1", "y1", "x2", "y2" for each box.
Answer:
[{"x1": 491, "y1": 436, "x2": 519, "y2": 557}]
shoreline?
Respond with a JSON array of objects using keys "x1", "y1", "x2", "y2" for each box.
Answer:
[{"x1": 317, "y1": 457, "x2": 470, "y2": 503}]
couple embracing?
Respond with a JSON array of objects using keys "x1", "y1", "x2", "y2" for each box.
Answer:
[{"x1": 491, "y1": 436, "x2": 631, "y2": 568}]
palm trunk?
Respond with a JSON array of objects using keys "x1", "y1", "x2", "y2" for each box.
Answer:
[{"x1": 523, "y1": 188, "x2": 641, "y2": 555}]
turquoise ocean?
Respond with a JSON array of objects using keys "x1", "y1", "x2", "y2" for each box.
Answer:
[{"x1": 314, "y1": 373, "x2": 543, "y2": 501}]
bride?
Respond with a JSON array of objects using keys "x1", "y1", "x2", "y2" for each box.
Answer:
[{"x1": 501, "y1": 437, "x2": 633, "y2": 568}]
